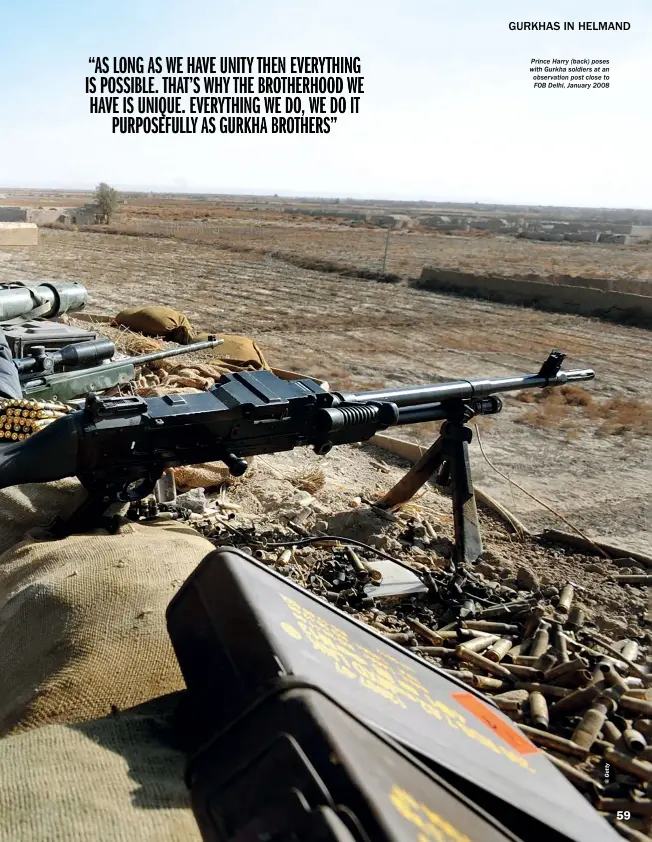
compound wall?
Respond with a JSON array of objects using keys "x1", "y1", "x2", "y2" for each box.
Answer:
[
  {"x1": 0, "y1": 223, "x2": 39, "y2": 246},
  {"x1": 416, "y1": 268, "x2": 652, "y2": 327}
]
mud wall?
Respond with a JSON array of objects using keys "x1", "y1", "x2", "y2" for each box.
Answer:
[
  {"x1": 0, "y1": 223, "x2": 38, "y2": 247},
  {"x1": 416, "y1": 268, "x2": 652, "y2": 327}
]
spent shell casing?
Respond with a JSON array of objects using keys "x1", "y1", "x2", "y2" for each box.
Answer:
[
  {"x1": 603, "y1": 663, "x2": 631, "y2": 692},
  {"x1": 461, "y1": 621, "x2": 519, "y2": 634},
  {"x1": 529, "y1": 691, "x2": 549, "y2": 729},
  {"x1": 477, "y1": 600, "x2": 532, "y2": 619},
  {"x1": 556, "y1": 584, "x2": 574, "y2": 614},
  {"x1": 567, "y1": 606, "x2": 585, "y2": 630},
  {"x1": 547, "y1": 752, "x2": 602, "y2": 792},
  {"x1": 438, "y1": 669, "x2": 476, "y2": 684},
  {"x1": 407, "y1": 618, "x2": 444, "y2": 645},
  {"x1": 492, "y1": 693, "x2": 526, "y2": 713},
  {"x1": 485, "y1": 638, "x2": 513, "y2": 662},
  {"x1": 623, "y1": 728, "x2": 648, "y2": 754},
  {"x1": 413, "y1": 646, "x2": 453, "y2": 657},
  {"x1": 502, "y1": 664, "x2": 544, "y2": 681},
  {"x1": 518, "y1": 724, "x2": 588, "y2": 758},
  {"x1": 344, "y1": 546, "x2": 368, "y2": 578},
  {"x1": 384, "y1": 632, "x2": 413, "y2": 645},
  {"x1": 504, "y1": 641, "x2": 529, "y2": 662},
  {"x1": 529, "y1": 627, "x2": 550, "y2": 659},
  {"x1": 438, "y1": 630, "x2": 464, "y2": 640},
  {"x1": 572, "y1": 702, "x2": 609, "y2": 750},
  {"x1": 621, "y1": 640, "x2": 640, "y2": 662},
  {"x1": 522, "y1": 606, "x2": 545, "y2": 638},
  {"x1": 533, "y1": 652, "x2": 558, "y2": 673},
  {"x1": 601, "y1": 720, "x2": 622, "y2": 743},
  {"x1": 596, "y1": 797, "x2": 652, "y2": 817},
  {"x1": 550, "y1": 684, "x2": 601, "y2": 716},
  {"x1": 553, "y1": 623, "x2": 570, "y2": 663},
  {"x1": 458, "y1": 634, "x2": 499, "y2": 654},
  {"x1": 603, "y1": 748, "x2": 652, "y2": 782},
  {"x1": 514, "y1": 682, "x2": 571, "y2": 699},
  {"x1": 276, "y1": 548, "x2": 293, "y2": 566},
  {"x1": 620, "y1": 697, "x2": 652, "y2": 717},
  {"x1": 455, "y1": 646, "x2": 514, "y2": 680},
  {"x1": 512, "y1": 654, "x2": 543, "y2": 666},
  {"x1": 556, "y1": 669, "x2": 593, "y2": 689},
  {"x1": 544, "y1": 657, "x2": 588, "y2": 683},
  {"x1": 635, "y1": 719, "x2": 652, "y2": 739},
  {"x1": 473, "y1": 675, "x2": 510, "y2": 692}
]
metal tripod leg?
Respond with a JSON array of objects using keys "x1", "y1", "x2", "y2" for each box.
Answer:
[
  {"x1": 375, "y1": 435, "x2": 445, "y2": 509},
  {"x1": 443, "y1": 424, "x2": 483, "y2": 566},
  {"x1": 375, "y1": 420, "x2": 484, "y2": 566}
]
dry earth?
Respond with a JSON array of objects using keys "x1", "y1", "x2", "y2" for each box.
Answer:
[
  {"x1": 0, "y1": 227, "x2": 651, "y2": 555},
  {"x1": 106, "y1": 212, "x2": 652, "y2": 282}
]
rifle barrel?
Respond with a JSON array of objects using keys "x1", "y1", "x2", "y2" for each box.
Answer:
[
  {"x1": 122, "y1": 337, "x2": 224, "y2": 367},
  {"x1": 341, "y1": 369, "x2": 595, "y2": 408}
]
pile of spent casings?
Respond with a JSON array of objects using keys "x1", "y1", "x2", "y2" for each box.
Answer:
[
  {"x1": 196, "y1": 489, "x2": 651, "y2": 837},
  {"x1": 379, "y1": 582, "x2": 652, "y2": 837}
]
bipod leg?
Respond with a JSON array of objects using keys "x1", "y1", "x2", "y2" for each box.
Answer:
[
  {"x1": 440, "y1": 421, "x2": 483, "y2": 566},
  {"x1": 375, "y1": 434, "x2": 445, "y2": 510}
]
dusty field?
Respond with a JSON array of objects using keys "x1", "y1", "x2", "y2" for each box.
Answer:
[
  {"x1": 1, "y1": 226, "x2": 650, "y2": 555},
  {"x1": 101, "y1": 212, "x2": 652, "y2": 282}
]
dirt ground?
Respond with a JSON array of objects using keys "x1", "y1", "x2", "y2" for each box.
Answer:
[
  {"x1": 0, "y1": 226, "x2": 651, "y2": 555},
  {"x1": 218, "y1": 443, "x2": 650, "y2": 643},
  {"x1": 101, "y1": 212, "x2": 652, "y2": 282}
]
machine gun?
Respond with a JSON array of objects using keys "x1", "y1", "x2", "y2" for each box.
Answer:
[
  {"x1": 0, "y1": 351, "x2": 594, "y2": 550},
  {"x1": 14, "y1": 335, "x2": 224, "y2": 402}
]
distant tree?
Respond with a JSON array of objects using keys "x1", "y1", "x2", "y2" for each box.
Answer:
[{"x1": 94, "y1": 182, "x2": 119, "y2": 224}]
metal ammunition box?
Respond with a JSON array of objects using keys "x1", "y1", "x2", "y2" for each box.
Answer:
[
  {"x1": 0, "y1": 319, "x2": 100, "y2": 356},
  {"x1": 187, "y1": 686, "x2": 517, "y2": 842},
  {"x1": 167, "y1": 547, "x2": 620, "y2": 842}
]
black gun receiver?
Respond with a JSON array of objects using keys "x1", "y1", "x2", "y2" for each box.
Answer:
[{"x1": 0, "y1": 350, "x2": 594, "y2": 546}]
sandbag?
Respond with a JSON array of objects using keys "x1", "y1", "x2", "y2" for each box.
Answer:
[
  {"x1": 172, "y1": 459, "x2": 251, "y2": 490},
  {"x1": 0, "y1": 694, "x2": 200, "y2": 841},
  {"x1": 0, "y1": 504, "x2": 214, "y2": 737},
  {"x1": 194, "y1": 332, "x2": 270, "y2": 370},
  {"x1": 113, "y1": 306, "x2": 193, "y2": 345},
  {"x1": 0, "y1": 479, "x2": 84, "y2": 555}
]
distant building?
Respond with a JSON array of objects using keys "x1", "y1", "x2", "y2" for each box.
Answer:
[
  {"x1": 0, "y1": 207, "x2": 28, "y2": 222},
  {"x1": 627, "y1": 225, "x2": 652, "y2": 243},
  {"x1": 71, "y1": 204, "x2": 103, "y2": 224}
]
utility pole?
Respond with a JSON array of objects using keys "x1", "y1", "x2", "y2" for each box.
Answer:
[{"x1": 381, "y1": 225, "x2": 392, "y2": 273}]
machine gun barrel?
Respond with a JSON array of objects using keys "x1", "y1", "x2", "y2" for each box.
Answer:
[{"x1": 340, "y1": 364, "x2": 595, "y2": 408}]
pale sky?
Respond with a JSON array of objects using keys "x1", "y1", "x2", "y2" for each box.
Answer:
[{"x1": 0, "y1": 0, "x2": 649, "y2": 206}]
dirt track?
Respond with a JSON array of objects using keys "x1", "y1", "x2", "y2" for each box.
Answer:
[{"x1": 1, "y1": 228, "x2": 650, "y2": 554}]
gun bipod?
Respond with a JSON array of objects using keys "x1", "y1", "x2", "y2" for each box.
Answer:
[{"x1": 375, "y1": 396, "x2": 503, "y2": 565}]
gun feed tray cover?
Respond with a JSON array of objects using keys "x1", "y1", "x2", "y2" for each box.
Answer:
[
  {"x1": 187, "y1": 686, "x2": 517, "y2": 842},
  {"x1": 167, "y1": 547, "x2": 620, "y2": 842}
]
